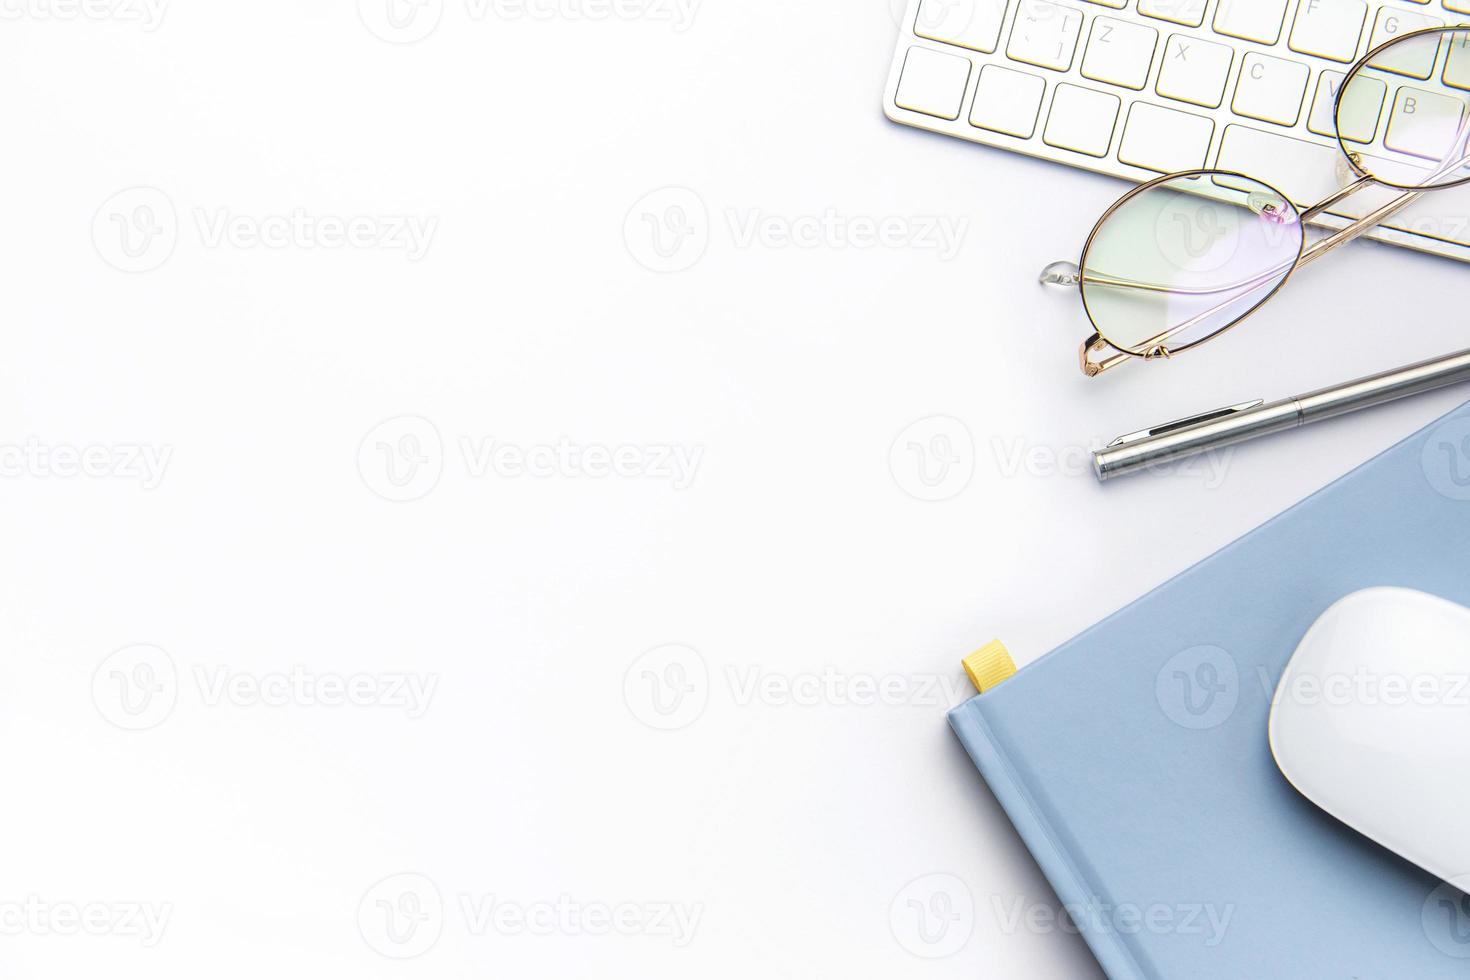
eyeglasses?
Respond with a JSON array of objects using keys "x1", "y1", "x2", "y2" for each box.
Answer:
[{"x1": 1042, "y1": 26, "x2": 1470, "y2": 378}]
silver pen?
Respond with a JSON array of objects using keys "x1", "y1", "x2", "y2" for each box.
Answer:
[{"x1": 1094, "y1": 348, "x2": 1470, "y2": 482}]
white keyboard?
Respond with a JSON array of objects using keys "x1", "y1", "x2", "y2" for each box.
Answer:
[{"x1": 885, "y1": 0, "x2": 1470, "y2": 261}]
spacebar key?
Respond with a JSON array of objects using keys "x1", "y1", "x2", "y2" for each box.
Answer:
[
  {"x1": 1215, "y1": 124, "x2": 1340, "y2": 208},
  {"x1": 1216, "y1": 124, "x2": 1470, "y2": 245}
]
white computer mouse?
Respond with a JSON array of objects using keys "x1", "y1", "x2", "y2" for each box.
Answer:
[{"x1": 1269, "y1": 587, "x2": 1470, "y2": 885}]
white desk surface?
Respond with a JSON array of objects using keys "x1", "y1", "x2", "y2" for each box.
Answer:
[{"x1": 5, "y1": 3, "x2": 1467, "y2": 977}]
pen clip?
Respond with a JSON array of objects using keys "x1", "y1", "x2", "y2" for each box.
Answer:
[{"x1": 1107, "y1": 400, "x2": 1265, "y2": 448}]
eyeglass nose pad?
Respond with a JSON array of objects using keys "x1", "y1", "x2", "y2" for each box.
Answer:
[
  {"x1": 1335, "y1": 151, "x2": 1364, "y2": 186},
  {"x1": 1248, "y1": 189, "x2": 1297, "y2": 225},
  {"x1": 1038, "y1": 260, "x2": 1081, "y2": 288}
]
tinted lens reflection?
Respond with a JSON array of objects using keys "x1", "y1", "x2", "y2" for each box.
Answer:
[
  {"x1": 1081, "y1": 173, "x2": 1304, "y2": 356},
  {"x1": 1338, "y1": 27, "x2": 1470, "y2": 190}
]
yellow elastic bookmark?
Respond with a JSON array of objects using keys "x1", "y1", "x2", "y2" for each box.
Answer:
[{"x1": 962, "y1": 640, "x2": 1017, "y2": 694}]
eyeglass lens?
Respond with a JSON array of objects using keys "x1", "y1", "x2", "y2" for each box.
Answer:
[
  {"x1": 1080, "y1": 173, "x2": 1305, "y2": 356},
  {"x1": 1338, "y1": 26, "x2": 1470, "y2": 191}
]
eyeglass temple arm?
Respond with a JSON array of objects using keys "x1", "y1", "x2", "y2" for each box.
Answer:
[
  {"x1": 1300, "y1": 121, "x2": 1470, "y2": 262},
  {"x1": 1121, "y1": 173, "x2": 1406, "y2": 353},
  {"x1": 1067, "y1": 171, "x2": 1413, "y2": 297},
  {"x1": 1077, "y1": 126, "x2": 1470, "y2": 377},
  {"x1": 1298, "y1": 176, "x2": 1425, "y2": 266},
  {"x1": 1087, "y1": 130, "x2": 1470, "y2": 287},
  {"x1": 1081, "y1": 332, "x2": 1132, "y2": 377},
  {"x1": 1299, "y1": 173, "x2": 1378, "y2": 223},
  {"x1": 1081, "y1": 265, "x2": 1286, "y2": 297},
  {"x1": 1080, "y1": 167, "x2": 1456, "y2": 375}
]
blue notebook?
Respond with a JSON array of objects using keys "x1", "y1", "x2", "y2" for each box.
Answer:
[{"x1": 949, "y1": 400, "x2": 1470, "y2": 979}]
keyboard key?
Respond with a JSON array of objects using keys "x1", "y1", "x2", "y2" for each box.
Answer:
[
  {"x1": 1138, "y1": 0, "x2": 1207, "y2": 27},
  {"x1": 895, "y1": 46, "x2": 974, "y2": 120},
  {"x1": 970, "y1": 64, "x2": 1047, "y2": 136},
  {"x1": 1380, "y1": 183, "x2": 1470, "y2": 244},
  {"x1": 915, "y1": 0, "x2": 1010, "y2": 54},
  {"x1": 1157, "y1": 34, "x2": 1234, "y2": 107},
  {"x1": 1367, "y1": 9, "x2": 1444, "y2": 78},
  {"x1": 1118, "y1": 101, "x2": 1215, "y2": 171},
  {"x1": 1043, "y1": 83, "x2": 1121, "y2": 155},
  {"x1": 1307, "y1": 70, "x2": 1386, "y2": 140},
  {"x1": 1081, "y1": 17, "x2": 1159, "y2": 89},
  {"x1": 1289, "y1": 0, "x2": 1367, "y2": 62},
  {"x1": 1007, "y1": 0, "x2": 1084, "y2": 70},
  {"x1": 1386, "y1": 86, "x2": 1467, "y2": 159},
  {"x1": 1216, "y1": 124, "x2": 1341, "y2": 204},
  {"x1": 1213, "y1": 0, "x2": 1288, "y2": 44},
  {"x1": 1306, "y1": 71, "x2": 1342, "y2": 137},
  {"x1": 1315, "y1": 152, "x2": 1470, "y2": 244},
  {"x1": 1313, "y1": 149, "x2": 1470, "y2": 243},
  {"x1": 1445, "y1": 32, "x2": 1470, "y2": 89},
  {"x1": 1233, "y1": 52, "x2": 1310, "y2": 125},
  {"x1": 1212, "y1": 127, "x2": 1470, "y2": 247},
  {"x1": 883, "y1": 0, "x2": 1470, "y2": 260}
]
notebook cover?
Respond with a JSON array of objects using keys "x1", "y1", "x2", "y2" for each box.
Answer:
[{"x1": 948, "y1": 400, "x2": 1470, "y2": 979}]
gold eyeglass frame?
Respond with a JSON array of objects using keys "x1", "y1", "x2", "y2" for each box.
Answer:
[{"x1": 1055, "y1": 25, "x2": 1470, "y2": 378}]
